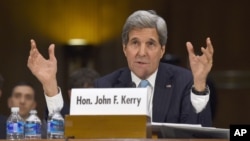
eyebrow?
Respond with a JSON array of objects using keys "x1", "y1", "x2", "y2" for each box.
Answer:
[
  {"x1": 129, "y1": 37, "x2": 157, "y2": 41},
  {"x1": 130, "y1": 37, "x2": 139, "y2": 41},
  {"x1": 148, "y1": 38, "x2": 157, "y2": 42},
  {"x1": 13, "y1": 92, "x2": 21, "y2": 97},
  {"x1": 12, "y1": 92, "x2": 34, "y2": 98},
  {"x1": 25, "y1": 94, "x2": 34, "y2": 99}
]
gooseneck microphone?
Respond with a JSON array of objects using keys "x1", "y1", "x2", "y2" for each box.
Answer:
[{"x1": 128, "y1": 81, "x2": 136, "y2": 88}]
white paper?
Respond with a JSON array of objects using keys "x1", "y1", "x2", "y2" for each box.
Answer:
[{"x1": 151, "y1": 122, "x2": 229, "y2": 139}]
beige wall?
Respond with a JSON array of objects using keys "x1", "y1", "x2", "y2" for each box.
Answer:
[{"x1": 0, "y1": 0, "x2": 250, "y2": 128}]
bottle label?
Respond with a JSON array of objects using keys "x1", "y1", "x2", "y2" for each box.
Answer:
[
  {"x1": 49, "y1": 120, "x2": 64, "y2": 134},
  {"x1": 25, "y1": 123, "x2": 41, "y2": 135},
  {"x1": 7, "y1": 122, "x2": 24, "y2": 134},
  {"x1": 47, "y1": 121, "x2": 51, "y2": 133}
]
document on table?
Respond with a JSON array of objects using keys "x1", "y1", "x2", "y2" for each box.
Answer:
[{"x1": 151, "y1": 122, "x2": 229, "y2": 139}]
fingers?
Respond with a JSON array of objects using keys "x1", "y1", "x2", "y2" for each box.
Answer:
[
  {"x1": 28, "y1": 39, "x2": 37, "y2": 68},
  {"x1": 206, "y1": 37, "x2": 214, "y2": 54},
  {"x1": 30, "y1": 39, "x2": 36, "y2": 56},
  {"x1": 29, "y1": 40, "x2": 39, "y2": 64},
  {"x1": 201, "y1": 47, "x2": 213, "y2": 65},
  {"x1": 186, "y1": 38, "x2": 214, "y2": 67},
  {"x1": 48, "y1": 44, "x2": 56, "y2": 61},
  {"x1": 201, "y1": 37, "x2": 214, "y2": 64},
  {"x1": 29, "y1": 39, "x2": 56, "y2": 61},
  {"x1": 186, "y1": 42, "x2": 195, "y2": 57},
  {"x1": 30, "y1": 39, "x2": 36, "y2": 49}
]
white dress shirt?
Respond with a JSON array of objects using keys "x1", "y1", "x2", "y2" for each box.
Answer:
[{"x1": 45, "y1": 70, "x2": 209, "y2": 115}]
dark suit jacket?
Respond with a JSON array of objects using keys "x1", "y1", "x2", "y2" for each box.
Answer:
[
  {"x1": 0, "y1": 115, "x2": 7, "y2": 139},
  {"x1": 94, "y1": 63, "x2": 212, "y2": 127},
  {"x1": 59, "y1": 63, "x2": 212, "y2": 127}
]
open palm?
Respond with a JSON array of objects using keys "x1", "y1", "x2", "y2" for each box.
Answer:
[{"x1": 186, "y1": 37, "x2": 214, "y2": 90}]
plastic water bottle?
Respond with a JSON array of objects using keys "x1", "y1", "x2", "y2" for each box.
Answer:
[
  {"x1": 46, "y1": 113, "x2": 52, "y2": 139},
  {"x1": 24, "y1": 110, "x2": 42, "y2": 139},
  {"x1": 6, "y1": 107, "x2": 24, "y2": 140},
  {"x1": 47, "y1": 110, "x2": 64, "y2": 139}
]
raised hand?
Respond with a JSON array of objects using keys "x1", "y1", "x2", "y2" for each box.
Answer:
[
  {"x1": 186, "y1": 37, "x2": 214, "y2": 91},
  {"x1": 27, "y1": 39, "x2": 58, "y2": 96}
]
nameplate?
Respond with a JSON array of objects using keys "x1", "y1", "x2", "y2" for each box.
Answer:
[{"x1": 70, "y1": 88, "x2": 148, "y2": 116}]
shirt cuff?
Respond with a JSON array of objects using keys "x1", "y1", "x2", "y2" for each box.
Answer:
[
  {"x1": 45, "y1": 87, "x2": 64, "y2": 115},
  {"x1": 191, "y1": 87, "x2": 210, "y2": 113}
]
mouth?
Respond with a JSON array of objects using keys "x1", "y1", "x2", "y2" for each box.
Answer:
[{"x1": 136, "y1": 61, "x2": 148, "y2": 65}]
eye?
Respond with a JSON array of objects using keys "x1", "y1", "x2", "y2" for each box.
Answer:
[
  {"x1": 128, "y1": 39, "x2": 140, "y2": 48},
  {"x1": 25, "y1": 95, "x2": 33, "y2": 101},
  {"x1": 148, "y1": 42, "x2": 154, "y2": 46},
  {"x1": 132, "y1": 40, "x2": 138, "y2": 45},
  {"x1": 14, "y1": 93, "x2": 21, "y2": 99},
  {"x1": 147, "y1": 41, "x2": 156, "y2": 48}
]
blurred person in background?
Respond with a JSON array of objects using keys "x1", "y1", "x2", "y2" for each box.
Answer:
[
  {"x1": 0, "y1": 73, "x2": 7, "y2": 139},
  {"x1": 67, "y1": 67, "x2": 100, "y2": 100},
  {"x1": 8, "y1": 81, "x2": 37, "y2": 120},
  {"x1": 52, "y1": 67, "x2": 100, "y2": 116}
]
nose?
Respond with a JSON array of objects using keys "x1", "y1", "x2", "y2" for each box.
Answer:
[
  {"x1": 138, "y1": 44, "x2": 146, "y2": 56},
  {"x1": 20, "y1": 96, "x2": 25, "y2": 104}
]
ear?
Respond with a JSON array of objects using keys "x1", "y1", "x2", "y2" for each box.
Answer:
[
  {"x1": 0, "y1": 90, "x2": 2, "y2": 98},
  {"x1": 8, "y1": 97, "x2": 12, "y2": 108},
  {"x1": 160, "y1": 45, "x2": 166, "y2": 58},
  {"x1": 123, "y1": 44, "x2": 127, "y2": 57},
  {"x1": 32, "y1": 101, "x2": 37, "y2": 109}
]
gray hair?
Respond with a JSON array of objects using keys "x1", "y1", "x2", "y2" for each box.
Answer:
[{"x1": 122, "y1": 10, "x2": 168, "y2": 46}]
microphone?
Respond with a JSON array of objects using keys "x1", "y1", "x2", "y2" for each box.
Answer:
[{"x1": 128, "y1": 81, "x2": 136, "y2": 88}]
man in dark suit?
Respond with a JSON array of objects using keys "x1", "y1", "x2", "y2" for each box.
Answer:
[
  {"x1": 0, "y1": 74, "x2": 7, "y2": 139},
  {"x1": 27, "y1": 10, "x2": 214, "y2": 127}
]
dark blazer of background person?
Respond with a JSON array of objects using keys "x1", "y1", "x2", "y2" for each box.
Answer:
[
  {"x1": 0, "y1": 74, "x2": 6, "y2": 139},
  {"x1": 0, "y1": 115, "x2": 7, "y2": 139}
]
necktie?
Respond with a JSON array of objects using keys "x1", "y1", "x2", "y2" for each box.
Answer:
[
  {"x1": 138, "y1": 79, "x2": 152, "y2": 120},
  {"x1": 138, "y1": 80, "x2": 149, "y2": 88}
]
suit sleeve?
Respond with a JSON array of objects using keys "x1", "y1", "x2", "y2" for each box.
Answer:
[{"x1": 179, "y1": 84, "x2": 212, "y2": 127}]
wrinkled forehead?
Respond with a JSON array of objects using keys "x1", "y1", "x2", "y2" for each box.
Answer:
[{"x1": 128, "y1": 28, "x2": 160, "y2": 41}]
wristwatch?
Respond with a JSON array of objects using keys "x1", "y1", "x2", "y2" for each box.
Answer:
[{"x1": 192, "y1": 86, "x2": 209, "y2": 95}]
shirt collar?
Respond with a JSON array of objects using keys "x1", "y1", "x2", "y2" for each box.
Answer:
[{"x1": 131, "y1": 69, "x2": 158, "y2": 88}]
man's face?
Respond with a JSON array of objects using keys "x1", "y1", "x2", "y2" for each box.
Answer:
[
  {"x1": 8, "y1": 85, "x2": 36, "y2": 119},
  {"x1": 123, "y1": 28, "x2": 165, "y2": 79}
]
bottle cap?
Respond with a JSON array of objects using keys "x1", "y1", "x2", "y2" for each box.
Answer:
[
  {"x1": 11, "y1": 107, "x2": 19, "y2": 112},
  {"x1": 30, "y1": 109, "x2": 37, "y2": 114}
]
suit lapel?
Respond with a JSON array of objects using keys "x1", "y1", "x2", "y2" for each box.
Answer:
[
  {"x1": 152, "y1": 63, "x2": 174, "y2": 122},
  {"x1": 111, "y1": 65, "x2": 174, "y2": 122},
  {"x1": 114, "y1": 68, "x2": 133, "y2": 87}
]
